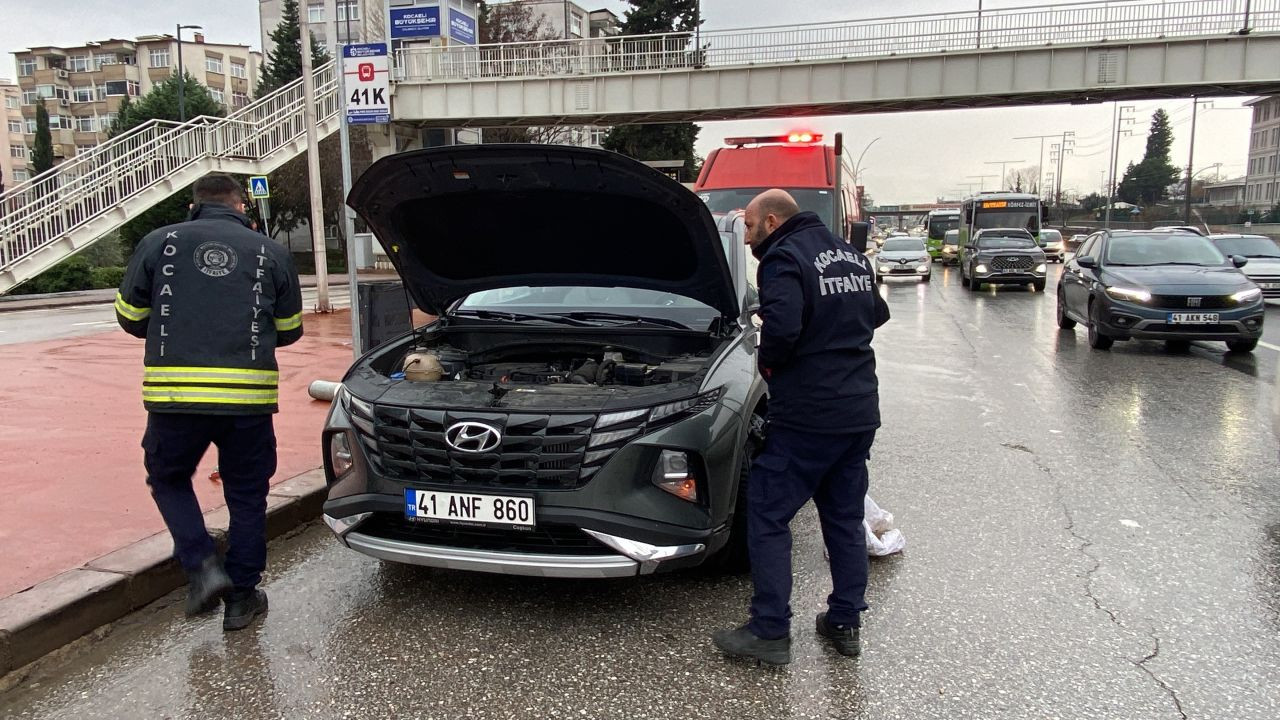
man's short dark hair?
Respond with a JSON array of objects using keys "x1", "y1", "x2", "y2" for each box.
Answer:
[{"x1": 192, "y1": 174, "x2": 243, "y2": 207}]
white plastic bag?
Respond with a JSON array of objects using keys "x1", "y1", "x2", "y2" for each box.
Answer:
[{"x1": 863, "y1": 495, "x2": 906, "y2": 556}]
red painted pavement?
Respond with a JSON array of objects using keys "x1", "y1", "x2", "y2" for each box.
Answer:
[{"x1": 0, "y1": 311, "x2": 359, "y2": 598}]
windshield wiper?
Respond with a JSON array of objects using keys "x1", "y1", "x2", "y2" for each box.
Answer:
[
  {"x1": 450, "y1": 309, "x2": 593, "y2": 326},
  {"x1": 553, "y1": 311, "x2": 694, "y2": 330}
]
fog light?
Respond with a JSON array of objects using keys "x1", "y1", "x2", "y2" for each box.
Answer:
[
  {"x1": 1244, "y1": 317, "x2": 1260, "y2": 329},
  {"x1": 975, "y1": 264, "x2": 988, "y2": 274},
  {"x1": 653, "y1": 450, "x2": 698, "y2": 503},
  {"x1": 329, "y1": 432, "x2": 354, "y2": 478}
]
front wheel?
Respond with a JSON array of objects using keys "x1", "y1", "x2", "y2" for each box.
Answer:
[
  {"x1": 1226, "y1": 339, "x2": 1258, "y2": 354},
  {"x1": 921, "y1": 273, "x2": 931, "y2": 282},
  {"x1": 1033, "y1": 279, "x2": 1046, "y2": 292},
  {"x1": 1087, "y1": 301, "x2": 1114, "y2": 350},
  {"x1": 1056, "y1": 291, "x2": 1076, "y2": 329},
  {"x1": 704, "y1": 415, "x2": 761, "y2": 574}
]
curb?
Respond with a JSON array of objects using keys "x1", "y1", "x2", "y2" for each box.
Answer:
[{"x1": 0, "y1": 468, "x2": 328, "y2": 678}]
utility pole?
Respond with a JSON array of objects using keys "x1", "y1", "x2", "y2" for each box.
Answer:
[
  {"x1": 175, "y1": 24, "x2": 202, "y2": 122},
  {"x1": 326, "y1": 0, "x2": 360, "y2": 352},
  {"x1": 1015, "y1": 132, "x2": 1073, "y2": 199},
  {"x1": 984, "y1": 159, "x2": 1025, "y2": 191},
  {"x1": 301, "y1": 10, "x2": 331, "y2": 312},
  {"x1": 1049, "y1": 131, "x2": 1075, "y2": 222},
  {"x1": 1184, "y1": 98, "x2": 1213, "y2": 225},
  {"x1": 1105, "y1": 104, "x2": 1137, "y2": 228},
  {"x1": 966, "y1": 174, "x2": 997, "y2": 192}
]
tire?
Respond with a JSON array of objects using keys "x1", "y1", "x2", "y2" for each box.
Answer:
[
  {"x1": 1087, "y1": 300, "x2": 1113, "y2": 350},
  {"x1": 960, "y1": 267, "x2": 970, "y2": 287},
  {"x1": 1165, "y1": 339, "x2": 1192, "y2": 352},
  {"x1": 1033, "y1": 279, "x2": 1046, "y2": 292},
  {"x1": 921, "y1": 273, "x2": 931, "y2": 282},
  {"x1": 1226, "y1": 339, "x2": 1258, "y2": 353},
  {"x1": 705, "y1": 415, "x2": 760, "y2": 574},
  {"x1": 969, "y1": 271, "x2": 983, "y2": 291},
  {"x1": 1056, "y1": 290, "x2": 1076, "y2": 329}
]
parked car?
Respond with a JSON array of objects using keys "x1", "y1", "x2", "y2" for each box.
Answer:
[
  {"x1": 874, "y1": 236, "x2": 932, "y2": 282},
  {"x1": 940, "y1": 229, "x2": 960, "y2": 266},
  {"x1": 1208, "y1": 233, "x2": 1280, "y2": 299},
  {"x1": 1038, "y1": 228, "x2": 1065, "y2": 262},
  {"x1": 1057, "y1": 229, "x2": 1264, "y2": 352},
  {"x1": 960, "y1": 228, "x2": 1048, "y2": 291},
  {"x1": 322, "y1": 145, "x2": 769, "y2": 578}
]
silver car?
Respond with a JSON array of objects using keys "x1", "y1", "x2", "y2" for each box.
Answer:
[
  {"x1": 1039, "y1": 228, "x2": 1065, "y2": 263},
  {"x1": 875, "y1": 236, "x2": 932, "y2": 282},
  {"x1": 1209, "y1": 233, "x2": 1280, "y2": 299}
]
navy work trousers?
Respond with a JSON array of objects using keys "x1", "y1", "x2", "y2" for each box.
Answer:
[
  {"x1": 747, "y1": 425, "x2": 875, "y2": 640},
  {"x1": 143, "y1": 413, "x2": 277, "y2": 590}
]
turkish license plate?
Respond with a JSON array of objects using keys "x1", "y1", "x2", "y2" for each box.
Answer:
[
  {"x1": 1259, "y1": 282, "x2": 1280, "y2": 290},
  {"x1": 1168, "y1": 312, "x2": 1219, "y2": 324},
  {"x1": 404, "y1": 489, "x2": 535, "y2": 529}
]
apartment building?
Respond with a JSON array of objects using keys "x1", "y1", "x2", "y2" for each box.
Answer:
[
  {"x1": 1244, "y1": 96, "x2": 1280, "y2": 209},
  {"x1": 2, "y1": 79, "x2": 29, "y2": 187},
  {"x1": 11, "y1": 35, "x2": 261, "y2": 166}
]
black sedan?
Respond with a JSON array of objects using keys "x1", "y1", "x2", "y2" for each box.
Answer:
[{"x1": 1056, "y1": 229, "x2": 1265, "y2": 352}]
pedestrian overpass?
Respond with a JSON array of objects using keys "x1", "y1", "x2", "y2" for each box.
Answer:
[{"x1": 3, "y1": 0, "x2": 1280, "y2": 293}]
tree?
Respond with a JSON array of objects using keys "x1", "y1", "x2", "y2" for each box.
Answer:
[
  {"x1": 1007, "y1": 166, "x2": 1040, "y2": 195},
  {"x1": 1078, "y1": 192, "x2": 1107, "y2": 213},
  {"x1": 257, "y1": 0, "x2": 331, "y2": 95},
  {"x1": 109, "y1": 73, "x2": 225, "y2": 256},
  {"x1": 31, "y1": 104, "x2": 54, "y2": 174},
  {"x1": 601, "y1": 1, "x2": 703, "y2": 180},
  {"x1": 1116, "y1": 109, "x2": 1181, "y2": 205},
  {"x1": 478, "y1": 0, "x2": 556, "y2": 43}
]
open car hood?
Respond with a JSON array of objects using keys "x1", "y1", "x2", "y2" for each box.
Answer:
[{"x1": 346, "y1": 145, "x2": 738, "y2": 318}]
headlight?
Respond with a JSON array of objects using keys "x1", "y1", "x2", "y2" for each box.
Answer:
[
  {"x1": 1231, "y1": 287, "x2": 1263, "y2": 303},
  {"x1": 975, "y1": 264, "x2": 988, "y2": 274},
  {"x1": 596, "y1": 388, "x2": 723, "y2": 430},
  {"x1": 879, "y1": 265, "x2": 890, "y2": 273},
  {"x1": 329, "y1": 431, "x2": 354, "y2": 478},
  {"x1": 917, "y1": 264, "x2": 929, "y2": 272},
  {"x1": 1035, "y1": 263, "x2": 1047, "y2": 273},
  {"x1": 1105, "y1": 286, "x2": 1152, "y2": 303},
  {"x1": 652, "y1": 449, "x2": 698, "y2": 502}
]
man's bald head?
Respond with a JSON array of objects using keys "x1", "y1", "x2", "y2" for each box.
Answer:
[{"x1": 743, "y1": 189, "x2": 801, "y2": 250}]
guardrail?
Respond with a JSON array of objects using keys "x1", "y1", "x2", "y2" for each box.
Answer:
[
  {"x1": 396, "y1": 0, "x2": 1280, "y2": 82},
  {"x1": 0, "y1": 63, "x2": 338, "y2": 277}
]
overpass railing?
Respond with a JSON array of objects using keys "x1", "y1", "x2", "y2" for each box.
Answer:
[{"x1": 396, "y1": 0, "x2": 1280, "y2": 82}]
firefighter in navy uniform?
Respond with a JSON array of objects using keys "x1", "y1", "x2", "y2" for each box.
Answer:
[
  {"x1": 115, "y1": 174, "x2": 303, "y2": 631},
  {"x1": 713, "y1": 189, "x2": 889, "y2": 666}
]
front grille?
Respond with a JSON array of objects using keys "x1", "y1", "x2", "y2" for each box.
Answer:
[
  {"x1": 1142, "y1": 323, "x2": 1237, "y2": 334},
  {"x1": 346, "y1": 394, "x2": 716, "y2": 491},
  {"x1": 992, "y1": 255, "x2": 1035, "y2": 271},
  {"x1": 1148, "y1": 295, "x2": 1233, "y2": 309},
  {"x1": 357, "y1": 514, "x2": 613, "y2": 555}
]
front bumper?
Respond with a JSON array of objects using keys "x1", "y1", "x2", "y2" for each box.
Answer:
[
  {"x1": 1096, "y1": 299, "x2": 1265, "y2": 341},
  {"x1": 974, "y1": 271, "x2": 1045, "y2": 285},
  {"x1": 1042, "y1": 247, "x2": 1064, "y2": 261}
]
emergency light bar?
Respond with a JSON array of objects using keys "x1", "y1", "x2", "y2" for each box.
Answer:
[{"x1": 724, "y1": 133, "x2": 824, "y2": 147}]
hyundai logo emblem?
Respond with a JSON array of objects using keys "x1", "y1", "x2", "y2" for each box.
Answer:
[{"x1": 445, "y1": 421, "x2": 502, "y2": 453}]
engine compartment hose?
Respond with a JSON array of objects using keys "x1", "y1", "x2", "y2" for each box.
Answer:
[{"x1": 308, "y1": 380, "x2": 342, "y2": 402}]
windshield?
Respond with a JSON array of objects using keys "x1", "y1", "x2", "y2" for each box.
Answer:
[
  {"x1": 977, "y1": 233, "x2": 1036, "y2": 249},
  {"x1": 699, "y1": 188, "x2": 836, "y2": 233},
  {"x1": 882, "y1": 238, "x2": 926, "y2": 252},
  {"x1": 1039, "y1": 230, "x2": 1062, "y2": 244},
  {"x1": 927, "y1": 216, "x2": 960, "y2": 239},
  {"x1": 974, "y1": 210, "x2": 1041, "y2": 235},
  {"x1": 1212, "y1": 236, "x2": 1280, "y2": 259},
  {"x1": 943, "y1": 230, "x2": 959, "y2": 246},
  {"x1": 1105, "y1": 234, "x2": 1226, "y2": 266},
  {"x1": 458, "y1": 286, "x2": 719, "y2": 330}
]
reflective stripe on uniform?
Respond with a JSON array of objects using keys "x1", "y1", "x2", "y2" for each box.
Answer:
[
  {"x1": 114, "y1": 292, "x2": 151, "y2": 321},
  {"x1": 274, "y1": 313, "x2": 303, "y2": 332},
  {"x1": 142, "y1": 386, "x2": 279, "y2": 404},
  {"x1": 144, "y1": 366, "x2": 279, "y2": 386}
]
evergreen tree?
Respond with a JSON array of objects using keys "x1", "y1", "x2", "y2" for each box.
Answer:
[
  {"x1": 1116, "y1": 109, "x2": 1181, "y2": 205},
  {"x1": 31, "y1": 104, "x2": 54, "y2": 174},
  {"x1": 258, "y1": 0, "x2": 332, "y2": 94},
  {"x1": 109, "y1": 74, "x2": 226, "y2": 256},
  {"x1": 601, "y1": 1, "x2": 703, "y2": 180}
]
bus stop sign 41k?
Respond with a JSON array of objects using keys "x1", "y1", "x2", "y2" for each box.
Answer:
[{"x1": 343, "y1": 43, "x2": 391, "y2": 125}]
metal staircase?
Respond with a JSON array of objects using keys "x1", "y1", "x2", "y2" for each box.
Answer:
[{"x1": 0, "y1": 62, "x2": 340, "y2": 294}]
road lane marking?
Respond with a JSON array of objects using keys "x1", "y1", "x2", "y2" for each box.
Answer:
[
  {"x1": 1260, "y1": 341, "x2": 1280, "y2": 353},
  {"x1": 71, "y1": 321, "x2": 117, "y2": 327}
]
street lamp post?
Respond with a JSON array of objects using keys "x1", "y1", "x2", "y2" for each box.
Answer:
[
  {"x1": 1183, "y1": 98, "x2": 1213, "y2": 225},
  {"x1": 966, "y1": 174, "x2": 997, "y2": 192},
  {"x1": 175, "y1": 24, "x2": 202, "y2": 122},
  {"x1": 854, "y1": 137, "x2": 881, "y2": 184},
  {"x1": 984, "y1": 159, "x2": 1025, "y2": 191}
]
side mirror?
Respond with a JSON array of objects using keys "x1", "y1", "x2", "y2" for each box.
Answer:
[
  {"x1": 849, "y1": 222, "x2": 870, "y2": 254},
  {"x1": 1232, "y1": 255, "x2": 1249, "y2": 268},
  {"x1": 744, "y1": 285, "x2": 760, "y2": 316},
  {"x1": 1076, "y1": 256, "x2": 1098, "y2": 269}
]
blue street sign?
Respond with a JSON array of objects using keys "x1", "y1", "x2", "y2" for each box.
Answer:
[
  {"x1": 248, "y1": 176, "x2": 270, "y2": 199},
  {"x1": 449, "y1": 9, "x2": 477, "y2": 45},
  {"x1": 389, "y1": 7, "x2": 441, "y2": 39}
]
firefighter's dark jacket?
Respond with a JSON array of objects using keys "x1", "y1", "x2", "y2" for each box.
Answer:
[
  {"x1": 753, "y1": 212, "x2": 890, "y2": 434},
  {"x1": 116, "y1": 203, "x2": 304, "y2": 414}
]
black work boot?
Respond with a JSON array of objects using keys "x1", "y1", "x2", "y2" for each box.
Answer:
[
  {"x1": 222, "y1": 588, "x2": 269, "y2": 631},
  {"x1": 815, "y1": 612, "x2": 861, "y2": 656},
  {"x1": 712, "y1": 624, "x2": 791, "y2": 666},
  {"x1": 185, "y1": 555, "x2": 233, "y2": 617}
]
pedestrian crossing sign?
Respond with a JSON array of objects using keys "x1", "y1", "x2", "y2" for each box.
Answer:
[{"x1": 248, "y1": 176, "x2": 270, "y2": 199}]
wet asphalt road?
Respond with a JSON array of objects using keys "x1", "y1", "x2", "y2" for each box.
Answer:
[{"x1": 3, "y1": 265, "x2": 1279, "y2": 719}]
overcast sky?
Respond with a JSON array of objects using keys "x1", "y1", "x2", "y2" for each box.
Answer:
[{"x1": 1, "y1": 0, "x2": 1260, "y2": 203}]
